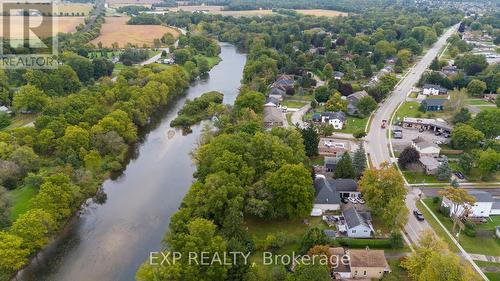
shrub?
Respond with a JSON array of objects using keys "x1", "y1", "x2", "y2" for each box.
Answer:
[
  {"x1": 463, "y1": 222, "x2": 476, "y2": 237},
  {"x1": 337, "y1": 238, "x2": 392, "y2": 249},
  {"x1": 432, "y1": 196, "x2": 441, "y2": 204},
  {"x1": 353, "y1": 129, "x2": 367, "y2": 139},
  {"x1": 390, "y1": 232, "x2": 404, "y2": 248}
]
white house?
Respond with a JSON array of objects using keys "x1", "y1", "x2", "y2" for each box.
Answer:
[
  {"x1": 442, "y1": 191, "x2": 496, "y2": 218},
  {"x1": 313, "y1": 175, "x2": 340, "y2": 212},
  {"x1": 412, "y1": 137, "x2": 441, "y2": 158},
  {"x1": 312, "y1": 111, "x2": 346, "y2": 130},
  {"x1": 343, "y1": 207, "x2": 373, "y2": 238},
  {"x1": 422, "y1": 84, "x2": 448, "y2": 96}
]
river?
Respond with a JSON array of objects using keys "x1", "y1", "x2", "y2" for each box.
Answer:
[{"x1": 16, "y1": 43, "x2": 246, "y2": 281}]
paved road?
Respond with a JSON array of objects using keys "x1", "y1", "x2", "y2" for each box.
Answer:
[
  {"x1": 290, "y1": 104, "x2": 310, "y2": 128},
  {"x1": 365, "y1": 24, "x2": 459, "y2": 245}
]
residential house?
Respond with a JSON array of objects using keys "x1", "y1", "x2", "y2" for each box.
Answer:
[
  {"x1": 318, "y1": 138, "x2": 352, "y2": 157},
  {"x1": 419, "y1": 156, "x2": 440, "y2": 175},
  {"x1": 422, "y1": 84, "x2": 448, "y2": 96},
  {"x1": 343, "y1": 207, "x2": 373, "y2": 238},
  {"x1": 412, "y1": 137, "x2": 441, "y2": 158},
  {"x1": 349, "y1": 248, "x2": 391, "y2": 279},
  {"x1": 324, "y1": 156, "x2": 341, "y2": 172},
  {"x1": 0, "y1": 106, "x2": 11, "y2": 114},
  {"x1": 270, "y1": 74, "x2": 295, "y2": 95},
  {"x1": 402, "y1": 117, "x2": 453, "y2": 134},
  {"x1": 313, "y1": 111, "x2": 346, "y2": 129},
  {"x1": 484, "y1": 93, "x2": 497, "y2": 102},
  {"x1": 346, "y1": 90, "x2": 369, "y2": 116},
  {"x1": 263, "y1": 106, "x2": 284, "y2": 128},
  {"x1": 441, "y1": 65, "x2": 458, "y2": 76},
  {"x1": 313, "y1": 175, "x2": 340, "y2": 211},
  {"x1": 264, "y1": 97, "x2": 280, "y2": 107},
  {"x1": 421, "y1": 97, "x2": 448, "y2": 111},
  {"x1": 442, "y1": 190, "x2": 500, "y2": 218},
  {"x1": 330, "y1": 247, "x2": 390, "y2": 280},
  {"x1": 333, "y1": 71, "x2": 345, "y2": 80},
  {"x1": 331, "y1": 178, "x2": 360, "y2": 199}
]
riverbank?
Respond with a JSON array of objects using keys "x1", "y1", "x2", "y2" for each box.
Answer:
[{"x1": 14, "y1": 43, "x2": 246, "y2": 281}]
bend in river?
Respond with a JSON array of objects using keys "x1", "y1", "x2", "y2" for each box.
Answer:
[{"x1": 16, "y1": 43, "x2": 246, "y2": 281}]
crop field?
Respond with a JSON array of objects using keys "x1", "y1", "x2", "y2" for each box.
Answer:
[
  {"x1": 0, "y1": 16, "x2": 85, "y2": 38},
  {"x1": 90, "y1": 17, "x2": 180, "y2": 48},
  {"x1": 169, "y1": 6, "x2": 346, "y2": 17},
  {"x1": 55, "y1": 3, "x2": 93, "y2": 16},
  {"x1": 295, "y1": 9, "x2": 348, "y2": 17}
]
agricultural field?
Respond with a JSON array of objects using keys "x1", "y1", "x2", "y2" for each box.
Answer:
[
  {"x1": 55, "y1": 3, "x2": 93, "y2": 16},
  {"x1": 168, "y1": 6, "x2": 347, "y2": 17},
  {"x1": 0, "y1": 16, "x2": 85, "y2": 38},
  {"x1": 90, "y1": 16, "x2": 180, "y2": 48},
  {"x1": 295, "y1": 9, "x2": 348, "y2": 17}
]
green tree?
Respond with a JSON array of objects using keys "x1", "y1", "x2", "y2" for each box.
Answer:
[
  {"x1": 451, "y1": 124, "x2": 484, "y2": 150},
  {"x1": 314, "y1": 86, "x2": 331, "y2": 103},
  {"x1": 234, "y1": 89, "x2": 265, "y2": 114},
  {"x1": 452, "y1": 108, "x2": 471, "y2": 124},
  {"x1": 197, "y1": 57, "x2": 210, "y2": 75},
  {"x1": 467, "y1": 79, "x2": 487, "y2": 97},
  {"x1": 84, "y1": 150, "x2": 102, "y2": 172},
  {"x1": 429, "y1": 57, "x2": 440, "y2": 71},
  {"x1": 299, "y1": 227, "x2": 330, "y2": 254},
  {"x1": 0, "y1": 186, "x2": 10, "y2": 228},
  {"x1": 360, "y1": 164, "x2": 408, "y2": 231},
  {"x1": 300, "y1": 124, "x2": 319, "y2": 157},
  {"x1": 12, "y1": 85, "x2": 49, "y2": 113},
  {"x1": 334, "y1": 152, "x2": 355, "y2": 179},
  {"x1": 0, "y1": 231, "x2": 29, "y2": 273},
  {"x1": 265, "y1": 164, "x2": 314, "y2": 219},
  {"x1": 477, "y1": 149, "x2": 500, "y2": 180},
  {"x1": 352, "y1": 145, "x2": 366, "y2": 178},
  {"x1": 323, "y1": 63, "x2": 333, "y2": 80},
  {"x1": 458, "y1": 153, "x2": 474, "y2": 175},
  {"x1": 325, "y1": 92, "x2": 347, "y2": 112},
  {"x1": 436, "y1": 159, "x2": 451, "y2": 181},
  {"x1": 291, "y1": 263, "x2": 331, "y2": 281},
  {"x1": 356, "y1": 96, "x2": 377, "y2": 117},
  {"x1": 11, "y1": 208, "x2": 56, "y2": 253},
  {"x1": 472, "y1": 109, "x2": 500, "y2": 138},
  {"x1": 0, "y1": 113, "x2": 10, "y2": 129}
]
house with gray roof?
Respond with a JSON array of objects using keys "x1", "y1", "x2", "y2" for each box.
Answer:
[
  {"x1": 263, "y1": 107, "x2": 284, "y2": 128},
  {"x1": 442, "y1": 190, "x2": 499, "y2": 218},
  {"x1": 343, "y1": 207, "x2": 373, "y2": 238},
  {"x1": 346, "y1": 90, "x2": 369, "y2": 116},
  {"x1": 421, "y1": 98, "x2": 448, "y2": 111},
  {"x1": 313, "y1": 175, "x2": 340, "y2": 211}
]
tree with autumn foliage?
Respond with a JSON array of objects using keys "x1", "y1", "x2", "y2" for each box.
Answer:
[
  {"x1": 439, "y1": 187, "x2": 476, "y2": 234},
  {"x1": 359, "y1": 163, "x2": 408, "y2": 231}
]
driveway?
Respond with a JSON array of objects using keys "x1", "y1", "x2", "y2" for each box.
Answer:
[{"x1": 290, "y1": 103, "x2": 311, "y2": 128}]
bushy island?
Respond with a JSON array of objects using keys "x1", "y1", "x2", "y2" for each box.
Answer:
[{"x1": 170, "y1": 91, "x2": 224, "y2": 129}]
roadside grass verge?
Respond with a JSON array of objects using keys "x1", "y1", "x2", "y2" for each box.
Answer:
[
  {"x1": 402, "y1": 171, "x2": 447, "y2": 184},
  {"x1": 416, "y1": 200, "x2": 460, "y2": 253}
]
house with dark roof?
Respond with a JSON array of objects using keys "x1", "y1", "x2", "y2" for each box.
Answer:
[
  {"x1": 421, "y1": 97, "x2": 447, "y2": 111},
  {"x1": 442, "y1": 190, "x2": 499, "y2": 218},
  {"x1": 328, "y1": 178, "x2": 359, "y2": 199},
  {"x1": 333, "y1": 71, "x2": 345, "y2": 80},
  {"x1": 313, "y1": 176, "x2": 340, "y2": 211},
  {"x1": 342, "y1": 207, "x2": 373, "y2": 238},
  {"x1": 270, "y1": 74, "x2": 295, "y2": 95},
  {"x1": 346, "y1": 90, "x2": 369, "y2": 116},
  {"x1": 422, "y1": 84, "x2": 448, "y2": 96},
  {"x1": 264, "y1": 96, "x2": 280, "y2": 107}
]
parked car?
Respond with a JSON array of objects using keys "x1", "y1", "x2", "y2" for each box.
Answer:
[
  {"x1": 454, "y1": 171, "x2": 465, "y2": 180},
  {"x1": 443, "y1": 133, "x2": 450, "y2": 138},
  {"x1": 413, "y1": 209, "x2": 424, "y2": 221},
  {"x1": 435, "y1": 131, "x2": 442, "y2": 136},
  {"x1": 356, "y1": 197, "x2": 365, "y2": 204},
  {"x1": 348, "y1": 197, "x2": 357, "y2": 204},
  {"x1": 341, "y1": 197, "x2": 349, "y2": 204},
  {"x1": 435, "y1": 140, "x2": 443, "y2": 145},
  {"x1": 418, "y1": 128, "x2": 425, "y2": 133}
]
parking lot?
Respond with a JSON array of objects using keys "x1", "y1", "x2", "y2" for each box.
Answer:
[{"x1": 391, "y1": 126, "x2": 450, "y2": 153}]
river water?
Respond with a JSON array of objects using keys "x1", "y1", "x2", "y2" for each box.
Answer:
[{"x1": 16, "y1": 43, "x2": 246, "y2": 281}]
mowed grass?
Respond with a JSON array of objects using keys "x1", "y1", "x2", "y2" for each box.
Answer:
[
  {"x1": 394, "y1": 101, "x2": 421, "y2": 121},
  {"x1": 90, "y1": 17, "x2": 180, "y2": 48},
  {"x1": 466, "y1": 98, "x2": 493, "y2": 106},
  {"x1": 422, "y1": 198, "x2": 500, "y2": 256},
  {"x1": 337, "y1": 116, "x2": 369, "y2": 134},
  {"x1": 8, "y1": 185, "x2": 37, "y2": 221},
  {"x1": 402, "y1": 171, "x2": 447, "y2": 184},
  {"x1": 3, "y1": 114, "x2": 36, "y2": 130},
  {"x1": 282, "y1": 100, "x2": 307, "y2": 108}
]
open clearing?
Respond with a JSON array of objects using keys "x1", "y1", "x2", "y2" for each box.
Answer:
[
  {"x1": 55, "y1": 3, "x2": 93, "y2": 16},
  {"x1": 90, "y1": 16, "x2": 180, "y2": 48},
  {"x1": 295, "y1": 9, "x2": 347, "y2": 17},
  {"x1": 0, "y1": 16, "x2": 85, "y2": 38}
]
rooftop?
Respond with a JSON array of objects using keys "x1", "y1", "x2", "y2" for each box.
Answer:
[
  {"x1": 349, "y1": 249, "x2": 389, "y2": 268},
  {"x1": 314, "y1": 176, "x2": 340, "y2": 205}
]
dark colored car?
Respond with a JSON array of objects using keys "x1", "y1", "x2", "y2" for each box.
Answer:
[
  {"x1": 435, "y1": 131, "x2": 442, "y2": 136},
  {"x1": 454, "y1": 172, "x2": 465, "y2": 180},
  {"x1": 418, "y1": 128, "x2": 425, "y2": 133},
  {"x1": 443, "y1": 133, "x2": 450, "y2": 138},
  {"x1": 413, "y1": 209, "x2": 424, "y2": 221},
  {"x1": 341, "y1": 197, "x2": 349, "y2": 204}
]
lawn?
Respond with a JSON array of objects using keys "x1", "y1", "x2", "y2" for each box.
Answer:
[
  {"x1": 422, "y1": 198, "x2": 500, "y2": 256},
  {"x1": 337, "y1": 116, "x2": 369, "y2": 134},
  {"x1": 394, "y1": 101, "x2": 421, "y2": 122},
  {"x1": 282, "y1": 100, "x2": 307, "y2": 108},
  {"x1": 8, "y1": 185, "x2": 37, "y2": 221},
  {"x1": 309, "y1": 155, "x2": 325, "y2": 166},
  {"x1": 466, "y1": 98, "x2": 493, "y2": 106},
  {"x1": 286, "y1": 113, "x2": 292, "y2": 125},
  {"x1": 402, "y1": 171, "x2": 447, "y2": 184},
  {"x1": 194, "y1": 55, "x2": 221, "y2": 68},
  {"x1": 3, "y1": 113, "x2": 36, "y2": 130}
]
